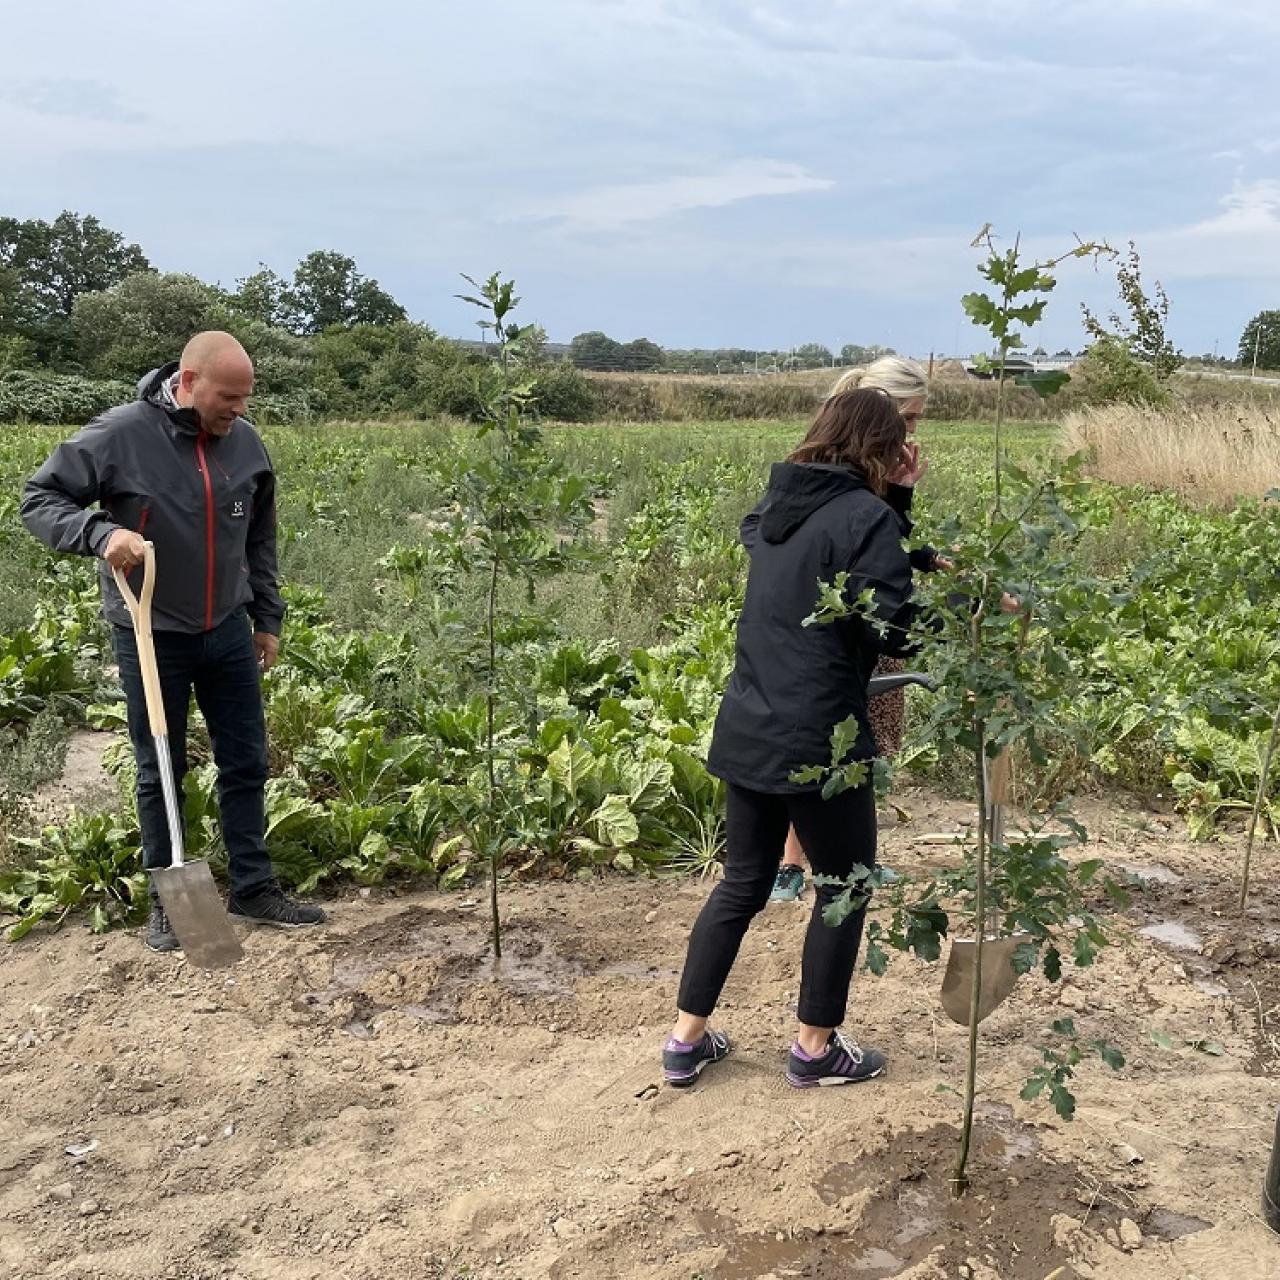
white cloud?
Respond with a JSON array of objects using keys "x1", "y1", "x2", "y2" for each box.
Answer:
[
  {"x1": 511, "y1": 160, "x2": 835, "y2": 231},
  {"x1": 1144, "y1": 179, "x2": 1280, "y2": 279}
]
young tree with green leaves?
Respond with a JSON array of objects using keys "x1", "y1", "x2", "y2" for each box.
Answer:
[
  {"x1": 1082, "y1": 240, "x2": 1182, "y2": 383},
  {"x1": 452, "y1": 274, "x2": 595, "y2": 956},
  {"x1": 805, "y1": 227, "x2": 1129, "y2": 1197}
]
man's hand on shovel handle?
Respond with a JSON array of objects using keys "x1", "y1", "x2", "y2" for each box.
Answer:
[
  {"x1": 254, "y1": 632, "x2": 279, "y2": 672},
  {"x1": 103, "y1": 529, "x2": 148, "y2": 570}
]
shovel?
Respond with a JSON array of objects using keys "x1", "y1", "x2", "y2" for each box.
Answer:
[
  {"x1": 113, "y1": 544, "x2": 243, "y2": 969},
  {"x1": 940, "y1": 746, "x2": 1027, "y2": 1024}
]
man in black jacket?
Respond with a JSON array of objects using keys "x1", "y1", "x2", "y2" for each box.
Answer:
[{"x1": 21, "y1": 331, "x2": 325, "y2": 951}]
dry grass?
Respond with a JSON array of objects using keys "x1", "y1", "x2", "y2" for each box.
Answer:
[{"x1": 1061, "y1": 402, "x2": 1280, "y2": 506}]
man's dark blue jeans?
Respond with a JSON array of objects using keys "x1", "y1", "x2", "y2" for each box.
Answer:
[{"x1": 112, "y1": 608, "x2": 274, "y2": 902}]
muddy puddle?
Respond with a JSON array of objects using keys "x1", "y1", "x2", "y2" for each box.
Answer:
[
  {"x1": 295, "y1": 905, "x2": 674, "y2": 1030},
  {"x1": 295, "y1": 907, "x2": 584, "y2": 1026},
  {"x1": 1119, "y1": 862, "x2": 1182, "y2": 886},
  {"x1": 693, "y1": 1120, "x2": 1121, "y2": 1279},
  {"x1": 1139, "y1": 919, "x2": 1204, "y2": 951}
]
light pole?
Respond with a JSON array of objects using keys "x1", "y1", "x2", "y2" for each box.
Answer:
[{"x1": 1253, "y1": 323, "x2": 1265, "y2": 378}]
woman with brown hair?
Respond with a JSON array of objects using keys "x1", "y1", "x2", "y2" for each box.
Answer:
[
  {"x1": 663, "y1": 387, "x2": 928, "y2": 1089},
  {"x1": 771, "y1": 355, "x2": 946, "y2": 902}
]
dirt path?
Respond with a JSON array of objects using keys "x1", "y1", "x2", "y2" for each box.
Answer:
[
  {"x1": 1, "y1": 788, "x2": 1277, "y2": 1279},
  {"x1": 26, "y1": 730, "x2": 117, "y2": 827}
]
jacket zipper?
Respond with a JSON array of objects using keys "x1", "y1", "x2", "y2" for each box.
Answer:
[{"x1": 194, "y1": 433, "x2": 216, "y2": 630}]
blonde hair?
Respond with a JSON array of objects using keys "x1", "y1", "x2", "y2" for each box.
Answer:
[{"x1": 828, "y1": 355, "x2": 927, "y2": 406}]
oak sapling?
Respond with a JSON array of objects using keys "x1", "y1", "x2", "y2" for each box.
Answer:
[
  {"x1": 802, "y1": 228, "x2": 1129, "y2": 1197},
  {"x1": 452, "y1": 273, "x2": 596, "y2": 957}
]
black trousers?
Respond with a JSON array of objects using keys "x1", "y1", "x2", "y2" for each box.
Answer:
[
  {"x1": 676, "y1": 781, "x2": 877, "y2": 1028},
  {"x1": 112, "y1": 610, "x2": 274, "y2": 903}
]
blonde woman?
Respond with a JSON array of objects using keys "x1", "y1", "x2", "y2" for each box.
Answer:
[{"x1": 770, "y1": 356, "x2": 948, "y2": 902}]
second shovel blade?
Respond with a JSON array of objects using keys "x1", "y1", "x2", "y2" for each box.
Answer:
[
  {"x1": 939, "y1": 932, "x2": 1028, "y2": 1025},
  {"x1": 152, "y1": 861, "x2": 243, "y2": 969}
]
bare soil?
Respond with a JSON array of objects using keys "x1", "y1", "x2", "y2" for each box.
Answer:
[{"x1": 1, "y1": 787, "x2": 1277, "y2": 1279}]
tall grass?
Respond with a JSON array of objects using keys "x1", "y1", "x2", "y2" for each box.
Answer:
[{"x1": 1062, "y1": 402, "x2": 1280, "y2": 506}]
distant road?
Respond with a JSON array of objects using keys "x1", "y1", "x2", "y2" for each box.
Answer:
[{"x1": 1182, "y1": 369, "x2": 1280, "y2": 387}]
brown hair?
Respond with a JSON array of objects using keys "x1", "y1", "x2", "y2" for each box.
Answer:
[{"x1": 786, "y1": 387, "x2": 907, "y2": 495}]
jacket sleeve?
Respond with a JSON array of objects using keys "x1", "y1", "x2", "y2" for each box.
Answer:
[
  {"x1": 909, "y1": 545, "x2": 942, "y2": 573},
  {"x1": 246, "y1": 464, "x2": 286, "y2": 637},
  {"x1": 20, "y1": 417, "x2": 122, "y2": 558},
  {"x1": 845, "y1": 507, "x2": 932, "y2": 658},
  {"x1": 884, "y1": 483, "x2": 914, "y2": 521},
  {"x1": 887, "y1": 484, "x2": 943, "y2": 572}
]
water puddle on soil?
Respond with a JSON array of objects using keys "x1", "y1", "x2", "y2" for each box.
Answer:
[
  {"x1": 1145, "y1": 1208, "x2": 1214, "y2": 1240},
  {"x1": 1139, "y1": 920, "x2": 1204, "y2": 952},
  {"x1": 691, "y1": 1211, "x2": 901, "y2": 1280},
  {"x1": 805, "y1": 1122, "x2": 1113, "y2": 1279},
  {"x1": 594, "y1": 960, "x2": 681, "y2": 981},
  {"x1": 295, "y1": 908, "x2": 584, "y2": 1026},
  {"x1": 1120, "y1": 862, "x2": 1182, "y2": 886}
]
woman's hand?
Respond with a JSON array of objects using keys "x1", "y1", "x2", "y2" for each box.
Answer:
[{"x1": 887, "y1": 442, "x2": 929, "y2": 488}]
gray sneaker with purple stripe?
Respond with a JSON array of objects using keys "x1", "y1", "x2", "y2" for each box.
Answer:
[
  {"x1": 786, "y1": 1030, "x2": 885, "y2": 1088},
  {"x1": 662, "y1": 1029, "x2": 732, "y2": 1087}
]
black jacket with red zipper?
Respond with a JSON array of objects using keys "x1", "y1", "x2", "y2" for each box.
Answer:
[{"x1": 20, "y1": 363, "x2": 285, "y2": 637}]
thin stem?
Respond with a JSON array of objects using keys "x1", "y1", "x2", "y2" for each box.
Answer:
[
  {"x1": 953, "y1": 722, "x2": 988, "y2": 1198},
  {"x1": 485, "y1": 527, "x2": 502, "y2": 960},
  {"x1": 1240, "y1": 699, "x2": 1280, "y2": 913},
  {"x1": 953, "y1": 601, "x2": 989, "y2": 1199},
  {"x1": 991, "y1": 235, "x2": 1019, "y2": 515}
]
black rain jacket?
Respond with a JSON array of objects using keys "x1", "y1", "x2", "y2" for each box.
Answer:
[
  {"x1": 20, "y1": 364, "x2": 285, "y2": 636},
  {"x1": 706, "y1": 463, "x2": 924, "y2": 793}
]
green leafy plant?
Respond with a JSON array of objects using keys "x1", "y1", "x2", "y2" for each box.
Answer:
[
  {"x1": 1240, "y1": 698, "x2": 1280, "y2": 910},
  {"x1": 0, "y1": 811, "x2": 146, "y2": 939}
]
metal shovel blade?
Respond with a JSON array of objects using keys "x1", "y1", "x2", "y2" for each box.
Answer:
[
  {"x1": 939, "y1": 932, "x2": 1029, "y2": 1025},
  {"x1": 153, "y1": 861, "x2": 243, "y2": 970}
]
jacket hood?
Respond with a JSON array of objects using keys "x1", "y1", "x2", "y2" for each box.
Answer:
[
  {"x1": 138, "y1": 362, "x2": 178, "y2": 403},
  {"x1": 759, "y1": 462, "x2": 871, "y2": 543},
  {"x1": 138, "y1": 362, "x2": 202, "y2": 434}
]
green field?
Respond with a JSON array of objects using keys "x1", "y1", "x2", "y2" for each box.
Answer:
[{"x1": 1, "y1": 416, "x2": 1277, "y2": 935}]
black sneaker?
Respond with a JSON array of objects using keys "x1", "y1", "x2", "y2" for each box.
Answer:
[
  {"x1": 785, "y1": 1030, "x2": 886, "y2": 1089},
  {"x1": 145, "y1": 904, "x2": 180, "y2": 953},
  {"x1": 662, "y1": 1029, "x2": 731, "y2": 1088},
  {"x1": 228, "y1": 883, "x2": 326, "y2": 929}
]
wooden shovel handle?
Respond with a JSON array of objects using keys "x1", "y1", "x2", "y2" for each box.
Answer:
[{"x1": 111, "y1": 543, "x2": 166, "y2": 738}]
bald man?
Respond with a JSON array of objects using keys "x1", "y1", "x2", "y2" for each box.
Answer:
[{"x1": 22, "y1": 332, "x2": 326, "y2": 951}]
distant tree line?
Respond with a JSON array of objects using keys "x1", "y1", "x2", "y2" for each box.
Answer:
[
  {"x1": 565, "y1": 333, "x2": 898, "y2": 374},
  {"x1": 1, "y1": 212, "x2": 1273, "y2": 425},
  {"x1": 0, "y1": 210, "x2": 596, "y2": 423}
]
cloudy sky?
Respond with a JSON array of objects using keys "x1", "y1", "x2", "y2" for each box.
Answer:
[{"x1": 5, "y1": 0, "x2": 1278, "y2": 357}]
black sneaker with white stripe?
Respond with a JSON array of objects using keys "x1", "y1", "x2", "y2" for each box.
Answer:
[
  {"x1": 228, "y1": 882, "x2": 326, "y2": 929},
  {"x1": 662, "y1": 1029, "x2": 732, "y2": 1088},
  {"x1": 785, "y1": 1030, "x2": 886, "y2": 1088}
]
